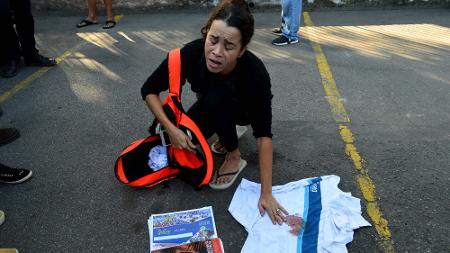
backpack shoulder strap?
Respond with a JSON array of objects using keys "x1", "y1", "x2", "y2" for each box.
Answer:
[{"x1": 168, "y1": 48, "x2": 181, "y2": 98}]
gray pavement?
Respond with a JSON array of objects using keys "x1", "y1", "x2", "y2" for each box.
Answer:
[{"x1": 0, "y1": 8, "x2": 449, "y2": 253}]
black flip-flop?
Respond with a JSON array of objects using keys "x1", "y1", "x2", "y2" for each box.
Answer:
[
  {"x1": 209, "y1": 159, "x2": 247, "y2": 190},
  {"x1": 76, "y1": 19, "x2": 98, "y2": 28},
  {"x1": 102, "y1": 20, "x2": 116, "y2": 29}
]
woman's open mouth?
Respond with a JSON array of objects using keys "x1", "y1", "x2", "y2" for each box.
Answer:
[{"x1": 207, "y1": 58, "x2": 222, "y2": 70}]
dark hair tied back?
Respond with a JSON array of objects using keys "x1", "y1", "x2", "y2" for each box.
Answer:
[
  {"x1": 201, "y1": 0, "x2": 255, "y2": 49},
  {"x1": 231, "y1": 0, "x2": 252, "y2": 12}
]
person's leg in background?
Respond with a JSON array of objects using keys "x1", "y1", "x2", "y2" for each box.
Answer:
[
  {"x1": 0, "y1": 127, "x2": 19, "y2": 146},
  {"x1": 76, "y1": 0, "x2": 98, "y2": 28},
  {"x1": 10, "y1": 0, "x2": 37, "y2": 60},
  {"x1": 271, "y1": 6, "x2": 286, "y2": 36},
  {"x1": 0, "y1": 105, "x2": 20, "y2": 146},
  {"x1": 287, "y1": 0, "x2": 302, "y2": 41},
  {"x1": 11, "y1": 0, "x2": 56, "y2": 67},
  {"x1": 77, "y1": 0, "x2": 115, "y2": 29},
  {"x1": 0, "y1": 106, "x2": 32, "y2": 183},
  {"x1": 0, "y1": 178, "x2": 27, "y2": 253},
  {"x1": 86, "y1": 0, "x2": 98, "y2": 22},
  {"x1": 0, "y1": 0, "x2": 21, "y2": 78},
  {"x1": 272, "y1": 0, "x2": 302, "y2": 46},
  {"x1": 0, "y1": 209, "x2": 18, "y2": 252},
  {"x1": 102, "y1": 0, "x2": 116, "y2": 29}
]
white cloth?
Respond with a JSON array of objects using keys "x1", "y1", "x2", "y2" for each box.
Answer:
[
  {"x1": 228, "y1": 175, "x2": 371, "y2": 253},
  {"x1": 148, "y1": 145, "x2": 169, "y2": 171}
]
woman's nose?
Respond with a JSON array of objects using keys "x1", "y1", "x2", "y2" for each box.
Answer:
[{"x1": 212, "y1": 44, "x2": 224, "y2": 57}]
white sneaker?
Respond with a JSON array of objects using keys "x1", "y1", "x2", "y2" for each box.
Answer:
[{"x1": 0, "y1": 210, "x2": 4, "y2": 226}]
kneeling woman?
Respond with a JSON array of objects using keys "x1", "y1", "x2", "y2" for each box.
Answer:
[{"x1": 141, "y1": 0, "x2": 287, "y2": 224}]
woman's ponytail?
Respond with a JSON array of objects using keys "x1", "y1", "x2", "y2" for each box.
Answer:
[{"x1": 201, "y1": 0, "x2": 255, "y2": 48}]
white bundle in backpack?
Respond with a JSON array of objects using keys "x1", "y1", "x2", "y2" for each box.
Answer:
[{"x1": 148, "y1": 145, "x2": 169, "y2": 171}]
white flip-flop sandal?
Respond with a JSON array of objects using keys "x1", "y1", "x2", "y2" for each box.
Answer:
[
  {"x1": 209, "y1": 159, "x2": 247, "y2": 190},
  {"x1": 211, "y1": 125, "x2": 248, "y2": 155}
]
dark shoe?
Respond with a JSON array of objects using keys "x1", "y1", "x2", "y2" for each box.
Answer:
[
  {"x1": 272, "y1": 35, "x2": 299, "y2": 46},
  {"x1": 272, "y1": 27, "x2": 282, "y2": 36},
  {"x1": 0, "y1": 128, "x2": 20, "y2": 146},
  {"x1": 24, "y1": 54, "x2": 56, "y2": 67},
  {"x1": 0, "y1": 59, "x2": 19, "y2": 78},
  {"x1": 0, "y1": 163, "x2": 32, "y2": 184}
]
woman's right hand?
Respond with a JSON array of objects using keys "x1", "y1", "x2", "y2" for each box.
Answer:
[
  {"x1": 145, "y1": 94, "x2": 196, "y2": 152},
  {"x1": 167, "y1": 126, "x2": 196, "y2": 152}
]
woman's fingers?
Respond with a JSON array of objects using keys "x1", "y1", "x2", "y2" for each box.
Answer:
[
  {"x1": 180, "y1": 137, "x2": 195, "y2": 152},
  {"x1": 259, "y1": 195, "x2": 288, "y2": 225},
  {"x1": 271, "y1": 209, "x2": 283, "y2": 225},
  {"x1": 186, "y1": 139, "x2": 196, "y2": 152},
  {"x1": 258, "y1": 202, "x2": 265, "y2": 216},
  {"x1": 270, "y1": 203, "x2": 290, "y2": 225},
  {"x1": 169, "y1": 129, "x2": 196, "y2": 152},
  {"x1": 176, "y1": 139, "x2": 195, "y2": 152},
  {"x1": 274, "y1": 208, "x2": 285, "y2": 223},
  {"x1": 268, "y1": 210, "x2": 277, "y2": 225},
  {"x1": 267, "y1": 207, "x2": 284, "y2": 225},
  {"x1": 279, "y1": 205, "x2": 289, "y2": 216},
  {"x1": 276, "y1": 208, "x2": 287, "y2": 222}
]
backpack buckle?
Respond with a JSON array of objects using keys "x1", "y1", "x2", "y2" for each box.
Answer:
[
  {"x1": 156, "y1": 124, "x2": 171, "y2": 147},
  {"x1": 156, "y1": 124, "x2": 193, "y2": 147}
]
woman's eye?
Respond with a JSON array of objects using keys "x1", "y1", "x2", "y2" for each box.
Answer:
[
  {"x1": 210, "y1": 37, "x2": 218, "y2": 44},
  {"x1": 225, "y1": 45, "x2": 235, "y2": 51}
]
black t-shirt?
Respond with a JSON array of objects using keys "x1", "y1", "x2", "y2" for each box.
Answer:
[{"x1": 141, "y1": 39, "x2": 273, "y2": 138}]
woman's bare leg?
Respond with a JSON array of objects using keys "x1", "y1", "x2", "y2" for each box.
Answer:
[
  {"x1": 86, "y1": 0, "x2": 97, "y2": 22},
  {"x1": 103, "y1": 0, "x2": 114, "y2": 21}
]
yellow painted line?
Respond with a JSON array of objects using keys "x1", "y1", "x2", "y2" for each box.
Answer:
[
  {"x1": 114, "y1": 14, "x2": 123, "y2": 23},
  {"x1": 0, "y1": 42, "x2": 85, "y2": 104},
  {"x1": 303, "y1": 15, "x2": 350, "y2": 123},
  {"x1": 304, "y1": 12, "x2": 395, "y2": 253}
]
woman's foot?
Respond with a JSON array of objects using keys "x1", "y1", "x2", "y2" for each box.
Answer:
[
  {"x1": 215, "y1": 153, "x2": 241, "y2": 185},
  {"x1": 209, "y1": 150, "x2": 247, "y2": 190}
]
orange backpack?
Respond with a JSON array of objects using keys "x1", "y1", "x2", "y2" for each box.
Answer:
[{"x1": 115, "y1": 48, "x2": 214, "y2": 189}]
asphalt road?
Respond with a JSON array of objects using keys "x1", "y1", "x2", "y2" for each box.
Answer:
[{"x1": 1, "y1": 8, "x2": 449, "y2": 253}]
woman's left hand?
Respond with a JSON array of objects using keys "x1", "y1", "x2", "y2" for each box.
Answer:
[{"x1": 258, "y1": 193, "x2": 289, "y2": 225}]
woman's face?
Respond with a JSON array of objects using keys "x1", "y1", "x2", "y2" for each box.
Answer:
[{"x1": 204, "y1": 20, "x2": 245, "y2": 75}]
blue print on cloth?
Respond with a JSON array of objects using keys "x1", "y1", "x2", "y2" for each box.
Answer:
[{"x1": 297, "y1": 177, "x2": 323, "y2": 253}]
